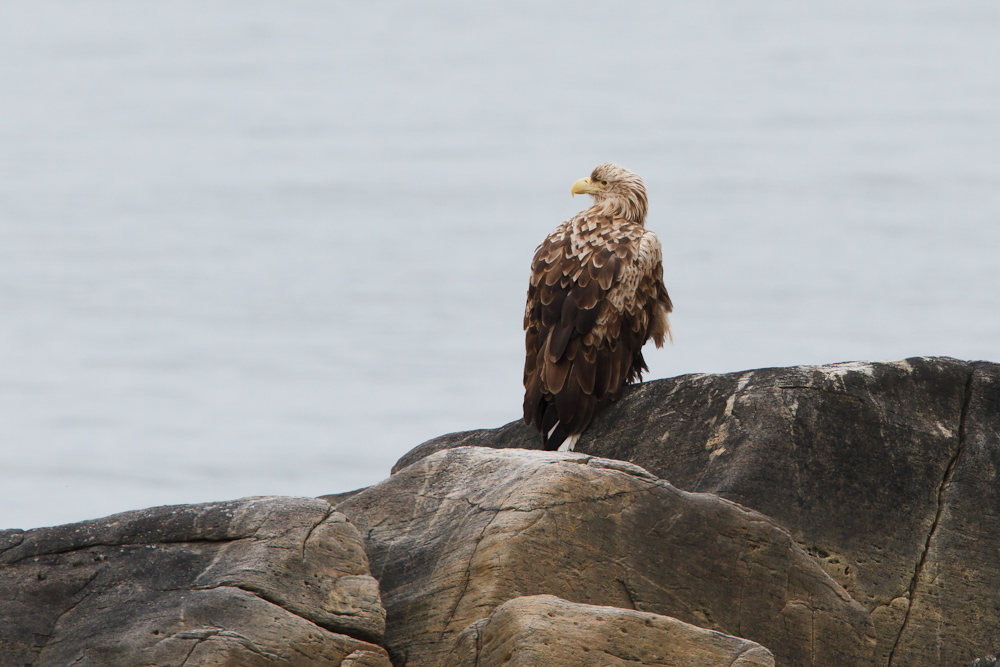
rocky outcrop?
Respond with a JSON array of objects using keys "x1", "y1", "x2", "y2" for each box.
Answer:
[
  {"x1": 338, "y1": 446, "x2": 875, "y2": 667},
  {"x1": 0, "y1": 496, "x2": 390, "y2": 667},
  {"x1": 4, "y1": 356, "x2": 996, "y2": 666},
  {"x1": 444, "y1": 594, "x2": 775, "y2": 667},
  {"x1": 394, "y1": 357, "x2": 1000, "y2": 667}
]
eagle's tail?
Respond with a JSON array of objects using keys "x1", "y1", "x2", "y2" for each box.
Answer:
[{"x1": 539, "y1": 400, "x2": 580, "y2": 452}]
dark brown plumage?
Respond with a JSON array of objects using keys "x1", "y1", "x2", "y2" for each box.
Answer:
[{"x1": 522, "y1": 163, "x2": 672, "y2": 451}]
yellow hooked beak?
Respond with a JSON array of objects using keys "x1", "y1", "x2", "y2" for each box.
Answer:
[{"x1": 571, "y1": 176, "x2": 603, "y2": 197}]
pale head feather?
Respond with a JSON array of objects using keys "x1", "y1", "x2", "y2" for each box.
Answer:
[{"x1": 586, "y1": 163, "x2": 648, "y2": 224}]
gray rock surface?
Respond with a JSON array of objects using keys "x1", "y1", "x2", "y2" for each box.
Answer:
[
  {"x1": 887, "y1": 362, "x2": 1000, "y2": 667},
  {"x1": 444, "y1": 594, "x2": 775, "y2": 667},
  {"x1": 320, "y1": 487, "x2": 369, "y2": 506},
  {"x1": 395, "y1": 357, "x2": 1000, "y2": 667},
  {"x1": 0, "y1": 496, "x2": 390, "y2": 667},
  {"x1": 338, "y1": 446, "x2": 874, "y2": 667}
]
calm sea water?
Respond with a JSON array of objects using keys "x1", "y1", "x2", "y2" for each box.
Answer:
[{"x1": 2, "y1": 1, "x2": 998, "y2": 529}]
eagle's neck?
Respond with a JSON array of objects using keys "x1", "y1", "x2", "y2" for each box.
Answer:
[{"x1": 591, "y1": 187, "x2": 648, "y2": 224}]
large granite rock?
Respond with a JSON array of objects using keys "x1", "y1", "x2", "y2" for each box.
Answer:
[
  {"x1": 0, "y1": 496, "x2": 390, "y2": 667},
  {"x1": 395, "y1": 357, "x2": 1000, "y2": 667},
  {"x1": 887, "y1": 362, "x2": 1000, "y2": 667},
  {"x1": 338, "y1": 446, "x2": 875, "y2": 667},
  {"x1": 444, "y1": 594, "x2": 775, "y2": 667}
]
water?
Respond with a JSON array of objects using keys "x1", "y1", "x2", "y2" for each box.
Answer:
[{"x1": 1, "y1": 1, "x2": 998, "y2": 530}]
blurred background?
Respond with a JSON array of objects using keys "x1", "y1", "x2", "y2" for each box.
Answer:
[{"x1": 1, "y1": 1, "x2": 998, "y2": 530}]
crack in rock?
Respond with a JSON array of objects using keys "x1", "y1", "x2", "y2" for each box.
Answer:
[
  {"x1": 300, "y1": 505, "x2": 335, "y2": 559},
  {"x1": 436, "y1": 508, "x2": 503, "y2": 643},
  {"x1": 886, "y1": 365, "x2": 975, "y2": 667}
]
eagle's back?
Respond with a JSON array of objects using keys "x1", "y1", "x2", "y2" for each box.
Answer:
[{"x1": 523, "y1": 211, "x2": 671, "y2": 447}]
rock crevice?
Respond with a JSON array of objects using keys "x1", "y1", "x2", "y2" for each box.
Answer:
[{"x1": 886, "y1": 364, "x2": 976, "y2": 666}]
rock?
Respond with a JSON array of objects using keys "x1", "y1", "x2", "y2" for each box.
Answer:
[
  {"x1": 0, "y1": 496, "x2": 390, "y2": 667},
  {"x1": 392, "y1": 419, "x2": 541, "y2": 473},
  {"x1": 338, "y1": 446, "x2": 874, "y2": 667},
  {"x1": 395, "y1": 357, "x2": 1000, "y2": 667},
  {"x1": 969, "y1": 654, "x2": 1000, "y2": 667},
  {"x1": 887, "y1": 362, "x2": 1000, "y2": 667},
  {"x1": 320, "y1": 487, "x2": 370, "y2": 506},
  {"x1": 443, "y1": 594, "x2": 775, "y2": 667}
]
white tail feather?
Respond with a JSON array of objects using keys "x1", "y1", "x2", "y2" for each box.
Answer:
[{"x1": 557, "y1": 434, "x2": 580, "y2": 452}]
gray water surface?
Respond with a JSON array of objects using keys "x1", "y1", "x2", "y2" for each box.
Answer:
[{"x1": 2, "y1": 1, "x2": 999, "y2": 529}]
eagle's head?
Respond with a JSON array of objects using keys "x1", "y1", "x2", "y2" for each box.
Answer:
[{"x1": 571, "y1": 163, "x2": 648, "y2": 224}]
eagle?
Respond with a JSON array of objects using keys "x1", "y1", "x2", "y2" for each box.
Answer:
[{"x1": 522, "y1": 163, "x2": 672, "y2": 452}]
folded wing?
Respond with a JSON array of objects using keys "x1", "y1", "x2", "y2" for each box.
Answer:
[{"x1": 523, "y1": 216, "x2": 672, "y2": 440}]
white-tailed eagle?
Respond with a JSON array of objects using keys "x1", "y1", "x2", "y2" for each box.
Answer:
[{"x1": 523, "y1": 163, "x2": 672, "y2": 451}]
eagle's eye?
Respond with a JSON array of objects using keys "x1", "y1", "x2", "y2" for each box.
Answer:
[{"x1": 601, "y1": 180, "x2": 608, "y2": 186}]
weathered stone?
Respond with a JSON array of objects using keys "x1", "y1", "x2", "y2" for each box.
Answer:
[
  {"x1": 0, "y1": 496, "x2": 389, "y2": 667},
  {"x1": 444, "y1": 594, "x2": 775, "y2": 667},
  {"x1": 393, "y1": 419, "x2": 540, "y2": 473},
  {"x1": 396, "y1": 357, "x2": 1000, "y2": 667},
  {"x1": 320, "y1": 487, "x2": 370, "y2": 506},
  {"x1": 339, "y1": 446, "x2": 874, "y2": 667},
  {"x1": 887, "y1": 362, "x2": 1000, "y2": 667}
]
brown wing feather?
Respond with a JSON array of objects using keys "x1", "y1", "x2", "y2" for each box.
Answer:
[{"x1": 523, "y1": 213, "x2": 671, "y2": 442}]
